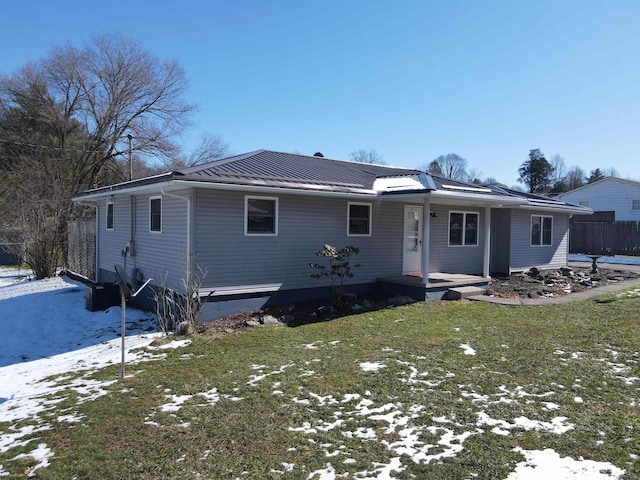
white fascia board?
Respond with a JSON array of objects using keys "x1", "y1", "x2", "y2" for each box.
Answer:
[
  {"x1": 429, "y1": 190, "x2": 527, "y2": 207},
  {"x1": 511, "y1": 204, "x2": 593, "y2": 215},
  {"x1": 73, "y1": 178, "x2": 380, "y2": 201},
  {"x1": 72, "y1": 181, "x2": 175, "y2": 201},
  {"x1": 167, "y1": 179, "x2": 378, "y2": 199}
]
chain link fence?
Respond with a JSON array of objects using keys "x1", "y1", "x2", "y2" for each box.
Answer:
[{"x1": 67, "y1": 218, "x2": 96, "y2": 280}]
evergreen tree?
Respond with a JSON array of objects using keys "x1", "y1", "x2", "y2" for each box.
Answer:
[{"x1": 517, "y1": 149, "x2": 554, "y2": 193}]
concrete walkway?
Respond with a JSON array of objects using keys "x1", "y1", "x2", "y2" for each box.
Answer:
[{"x1": 468, "y1": 261, "x2": 640, "y2": 306}]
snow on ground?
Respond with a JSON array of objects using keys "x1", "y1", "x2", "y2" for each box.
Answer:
[
  {"x1": 0, "y1": 266, "x2": 633, "y2": 479},
  {"x1": 0, "y1": 267, "x2": 175, "y2": 476},
  {"x1": 569, "y1": 254, "x2": 640, "y2": 266},
  {"x1": 240, "y1": 344, "x2": 627, "y2": 479}
]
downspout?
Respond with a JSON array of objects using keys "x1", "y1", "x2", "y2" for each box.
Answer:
[
  {"x1": 422, "y1": 199, "x2": 431, "y2": 285},
  {"x1": 483, "y1": 206, "x2": 491, "y2": 278},
  {"x1": 129, "y1": 196, "x2": 136, "y2": 259},
  {"x1": 77, "y1": 200, "x2": 98, "y2": 283},
  {"x1": 160, "y1": 187, "x2": 192, "y2": 285}
]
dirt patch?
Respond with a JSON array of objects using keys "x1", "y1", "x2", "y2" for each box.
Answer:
[{"x1": 486, "y1": 266, "x2": 640, "y2": 299}]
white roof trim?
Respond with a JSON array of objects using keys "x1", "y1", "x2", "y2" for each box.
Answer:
[{"x1": 440, "y1": 184, "x2": 493, "y2": 193}]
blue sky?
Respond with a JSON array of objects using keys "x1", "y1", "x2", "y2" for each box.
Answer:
[{"x1": 2, "y1": 0, "x2": 639, "y2": 187}]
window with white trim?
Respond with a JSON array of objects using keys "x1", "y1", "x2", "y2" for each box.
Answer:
[
  {"x1": 348, "y1": 202, "x2": 371, "y2": 236},
  {"x1": 150, "y1": 197, "x2": 162, "y2": 232},
  {"x1": 106, "y1": 201, "x2": 114, "y2": 230},
  {"x1": 449, "y1": 211, "x2": 478, "y2": 246},
  {"x1": 632, "y1": 199, "x2": 640, "y2": 210},
  {"x1": 245, "y1": 196, "x2": 278, "y2": 235},
  {"x1": 531, "y1": 215, "x2": 552, "y2": 246}
]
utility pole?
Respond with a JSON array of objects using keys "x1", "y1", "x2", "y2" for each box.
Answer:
[{"x1": 127, "y1": 134, "x2": 133, "y2": 181}]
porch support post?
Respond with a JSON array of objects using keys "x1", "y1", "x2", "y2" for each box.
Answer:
[
  {"x1": 422, "y1": 199, "x2": 431, "y2": 285},
  {"x1": 483, "y1": 206, "x2": 491, "y2": 278}
]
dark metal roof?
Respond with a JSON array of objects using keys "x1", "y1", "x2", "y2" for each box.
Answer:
[
  {"x1": 71, "y1": 150, "x2": 592, "y2": 214},
  {"x1": 486, "y1": 184, "x2": 592, "y2": 212},
  {"x1": 177, "y1": 150, "x2": 422, "y2": 191}
]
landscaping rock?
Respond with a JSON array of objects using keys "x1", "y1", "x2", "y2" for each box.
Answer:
[
  {"x1": 261, "y1": 315, "x2": 280, "y2": 325},
  {"x1": 488, "y1": 266, "x2": 640, "y2": 300},
  {"x1": 387, "y1": 295, "x2": 415, "y2": 306}
]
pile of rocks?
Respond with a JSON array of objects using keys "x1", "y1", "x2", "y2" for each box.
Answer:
[{"x1": 486, "y1": 266, "x2": 640, "y2": 299}]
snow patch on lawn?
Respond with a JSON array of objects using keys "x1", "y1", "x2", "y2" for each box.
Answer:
[
  {"x1": 460, "y1": 343, "x2": 476, "y2": 355},
  {"x1": 0, "y1": 271, "x2": 167, "y2": 475},
  {"x1": 506, "y1": 448, "x2": 625, "y2": 479},
  {"x1": 359, "y1": 361, "x2": 386, "y2": 372}
]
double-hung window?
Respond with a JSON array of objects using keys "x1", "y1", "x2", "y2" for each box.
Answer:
[
  {"x1": 531, "y1": 215, "x2": 552, "y2": 246},
  {"x1": 348, "y1": 202, "x2": 371, "y2": 236},
  {"x1": 106, "y1": 201, "x2": 114, "y2": 230},
  {"x1": 150, "y1": 197, "x2": 162, "y2": 232},
  {"x1": 449, "y1": 211, "x2": 478, "y2": 246},
  {"x1": 245, "y1": 196, "x2": 278, "y2": 235}
]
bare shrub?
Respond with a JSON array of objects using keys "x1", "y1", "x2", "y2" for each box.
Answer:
[{"x1": 153, "y1": 265, "x2": 213, "y2": 335}]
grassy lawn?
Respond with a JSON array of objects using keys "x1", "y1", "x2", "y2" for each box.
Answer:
[{"x1": 2, "y1": 289, "x2": 640, "y2": 479}]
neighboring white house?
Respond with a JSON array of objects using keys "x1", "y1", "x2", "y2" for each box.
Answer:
[{"x1": 557, "y1": 177, "x2": 640, "y2": 222}]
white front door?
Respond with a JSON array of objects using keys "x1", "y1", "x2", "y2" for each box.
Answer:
[{"x1": 402, "y1": 205, "x2": 423, "y2": 275}]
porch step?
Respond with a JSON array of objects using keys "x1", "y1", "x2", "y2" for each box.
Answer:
[{"x1": 447, "y1": 286, "x2": 487, "y2": 300}]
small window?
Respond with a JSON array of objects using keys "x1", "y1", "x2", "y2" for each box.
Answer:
[
  {"x1": 449, "y1": 211, "x2": 478, "y2": 246},
  {"x1": 246, "y1": 196, "x2": 278, "y2": 235},
  {"x1": 106, "y1": 202, "x2": 114, "y2": 230},
  {"x1": 348, "y1": 202, "x2": 371, "y2": 236},
  {"x1": 531, "y1": 215, "x2": 552, "y2": 246},
  {"x1": 632, "y1": 200, "x2": 640, "y2": 210},
  {"x1": 150, "y1": 197, "x2": 162, "y2": 232}
]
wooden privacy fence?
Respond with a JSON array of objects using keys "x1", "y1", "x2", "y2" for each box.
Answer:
[{"x1": 570, "y1": 221, "x2": 640, "y2": 256}]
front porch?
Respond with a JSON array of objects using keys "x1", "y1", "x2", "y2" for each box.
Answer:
[{"x1": 377, "y1": 273, "x2": 491, "y2": 301}]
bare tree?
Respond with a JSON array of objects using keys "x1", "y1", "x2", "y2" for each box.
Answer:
[
  {"x1": 0, "y1": 34, "x2": 198, "y2": 278},
  {"x1": 162, "y1": 131, "x2": 231, "y2": 170},
  {"x1": 549, "y1": 154, "x2": 567, "y2": 191},
  {"x1": 466, "y1": 167, "x2": 484, "y2": 184},
  {"x1": 565, "y1": 166, "x2": 585, "y2": 190},
  {"x1": 349, "y1": 148, "x2": 386, "y2": 165},
  {"x1": 425, "y1": 153, "x2": 469, "y2": 181}
]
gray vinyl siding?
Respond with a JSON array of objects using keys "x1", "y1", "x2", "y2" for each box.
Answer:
[
  {"x1": 97, "y1": 197, "x2": 130, "y2": 281},
  {"x1": 428, "y1": 204, "x2": 485, "y2": 275},
  {"x1": 509, "y1": 210, "x2": 569, "y2": 272},
  {"x1": 97, "y1": 192, "x2": 189, "y2": 289},
  {"x1": 490, "y1": 208, "x2": 511, "y2": 275},
  {"x1": 194, "y1": 189, "x2": 404, "y2": 291}
]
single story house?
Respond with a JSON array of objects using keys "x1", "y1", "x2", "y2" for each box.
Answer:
[
  {"x1": 556, "y1": 177, "x2": 640, "y2": 222},
  {"x1": 72, "y1": 150, "x2": 591, "y2": 318}
]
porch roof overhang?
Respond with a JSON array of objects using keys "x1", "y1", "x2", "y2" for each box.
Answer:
[{"x1": 380, "y1": 189, "x2": 527, "y2": 208}]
